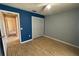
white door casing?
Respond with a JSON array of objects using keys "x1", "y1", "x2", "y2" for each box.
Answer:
[{"x1": 0, "y1": 12, "x2": 7, "y2": 56}]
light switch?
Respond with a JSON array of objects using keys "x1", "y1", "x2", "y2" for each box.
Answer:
[
  {"x1": 29, "y1": 35, "x2": 30, "y2": 37},
  {"x1": 20, "y1": 28, "x2": 23, "y2": 30}
]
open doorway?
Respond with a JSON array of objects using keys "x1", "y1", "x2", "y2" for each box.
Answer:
[
  {"x1": 2, "y1": 11, "x2": 21, "y2": 45},
  {"x1": 3, "y1": 13, "x2": 19, "y2": 44},
  {"x1": 0, "y1": 10, "x2": 21, "y2": 55}
]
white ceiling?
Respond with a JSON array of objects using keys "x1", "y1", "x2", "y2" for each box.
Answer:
[{"x1": 3, "y1": 3, "x2": 79, "y2": 16}]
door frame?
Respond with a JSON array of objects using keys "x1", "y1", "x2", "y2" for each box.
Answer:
[
  {"x1": 32, "y1": 16, "x2": 44, "y2": 39},
  {"x1": 0, "y1": 10, "x2": 21, "y2": 55}
]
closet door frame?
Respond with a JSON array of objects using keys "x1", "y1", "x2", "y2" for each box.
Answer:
[{"x1": 32, "y1": 16, "x2": 44, "y2": 39}]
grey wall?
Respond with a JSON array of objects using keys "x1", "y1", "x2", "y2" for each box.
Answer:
[{"x1": 45, "y1": 8, "x2": 79, "y2": 47}]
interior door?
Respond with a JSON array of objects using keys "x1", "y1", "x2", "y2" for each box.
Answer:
[
  {"x1": 4, "y1": 15, "x2": 17, "y2": 36},
  {"x1": 32, "y1": 16, "x2": 44, "y2": 39},
  {"x1": 0, "y1": 12, "x2": 7, "y2": 56}
]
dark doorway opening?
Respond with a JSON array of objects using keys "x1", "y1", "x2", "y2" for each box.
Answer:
[{"x1": 0, "y1": 30, "x2": 4, "y2": 56}]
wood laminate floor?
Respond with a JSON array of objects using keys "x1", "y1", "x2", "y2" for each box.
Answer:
[{"x1": 7, "y1": 36, "x2": 79, "y2": 56}]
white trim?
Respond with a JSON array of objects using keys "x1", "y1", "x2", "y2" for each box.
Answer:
[
  {"x1": 0, "y1": 10, "x2": 21, "y2": 56},
  {"x1": 0, "y1": 10, "x2": 18, "y2": 15},
  {"x1": 20, "y1": 39, "x2": 33, "y2": 44},
  {"x1": 43, "y1": 35, "x2": 79, "y2": 49},
  {"x1": 0, "y1": 12, "x2": 7, "y2": 56},
  {"x1": 17, "y1": 13, "x2": 22, "y2": 44},
  {"x1": 32, "y1": 16, "x2": 33, "y2": 39}
]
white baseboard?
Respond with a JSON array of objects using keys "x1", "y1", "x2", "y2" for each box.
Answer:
[
  {"x1": 20, "y1": 39, "x2": 33, "y2": 44},
  {"x1": 43, "y1": 35, "x2": 79, "y2": 49}
]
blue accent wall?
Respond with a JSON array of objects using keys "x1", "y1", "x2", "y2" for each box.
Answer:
[{"x1": 0, "y1": 4, "x2": 45, "y2": 42}]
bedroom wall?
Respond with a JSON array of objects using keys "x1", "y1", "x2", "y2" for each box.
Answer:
[{"x1": 45, "y1": 8, "x2": 79, "y2": 47}]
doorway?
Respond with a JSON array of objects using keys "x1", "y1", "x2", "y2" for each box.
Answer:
[
  {"x1": 3, "y1": 13, "x2": 19, "y2": 44},
  {"x1": 32, "y1": 16, "x2": 44, "y2": 39},
  {"x1": 0, "y1": 10, "x2": 21, "y2": 55}
]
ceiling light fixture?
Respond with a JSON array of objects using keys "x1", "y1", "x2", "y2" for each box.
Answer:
[{"x1": 46, "y1": 4, "x2": 51, "y2": 10}]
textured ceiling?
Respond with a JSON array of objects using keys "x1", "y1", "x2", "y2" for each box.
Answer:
[{"x1": 3, "y1": 3, "x2": 79, "y2": 16}]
